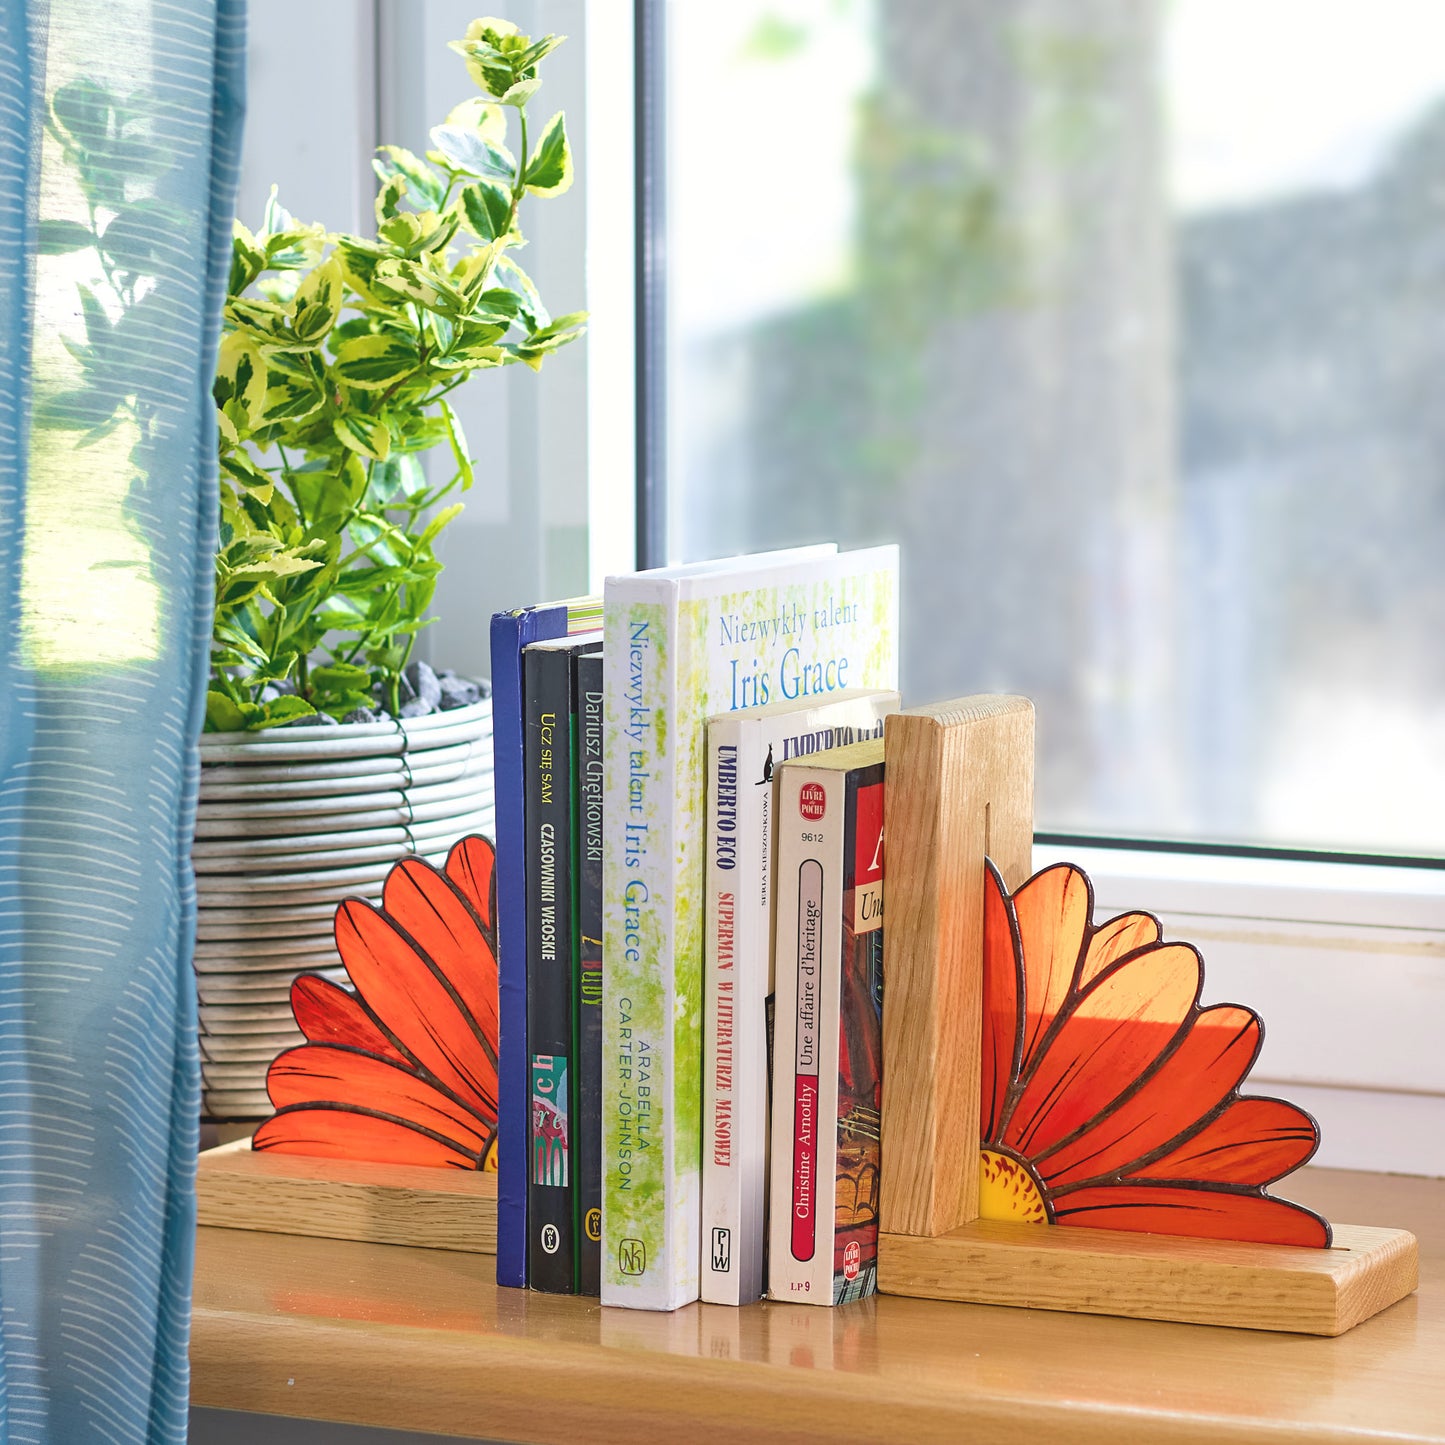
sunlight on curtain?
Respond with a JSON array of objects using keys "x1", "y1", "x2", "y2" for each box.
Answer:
[
  {"x1": 21, "y1": 0, "x2": 166, "y2": 665},
  {"x1": 0, "y1": 0, "x2": 244, "y2": 1439}
]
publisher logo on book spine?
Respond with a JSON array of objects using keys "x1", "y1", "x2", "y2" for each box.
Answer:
[
  {"x1": 799, "y1": 782, "x2": 826, "y2": 821},
  {"x1": 844, "y1": 1239, "x2": 861, "y2": 1282},
  {"x1": 712, "y1": 1227, "x2": 731, "y2": 1273},
  {"x1": 619, "y1": 1237, "x2": 646, "y2": 1275}
]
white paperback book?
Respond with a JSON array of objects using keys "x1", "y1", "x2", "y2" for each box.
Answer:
[
  {"x1": 701, "y1": 690, "x2": 900, "y2": 1305},
  {"x1": 601, "y1": 543, "x2": 899, "y2": 1310}
]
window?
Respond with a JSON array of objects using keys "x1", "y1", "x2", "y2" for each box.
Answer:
[
  {"x1": 644, "y1": 1, "x2": 1445, "y2": 1173},
  {"x1": 240, "y1": 1, "x2": 1445, "y2": 1174},
  {"x1": 649, "y1": 0, "x2": 1445, "y2": 862}
]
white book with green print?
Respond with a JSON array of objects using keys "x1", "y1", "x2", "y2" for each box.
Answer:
[{"x1": 601, "y1": 544, "x2": 900, "y2": 1310}]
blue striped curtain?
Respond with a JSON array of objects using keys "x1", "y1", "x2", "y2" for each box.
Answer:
[{"x1": 0, "y1": 2, "x2": 244, "y2": 1440}]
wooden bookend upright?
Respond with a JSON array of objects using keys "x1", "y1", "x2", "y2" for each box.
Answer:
[{"x1": 880, "y1": 696, "x2": 1034, "y2": 1239}]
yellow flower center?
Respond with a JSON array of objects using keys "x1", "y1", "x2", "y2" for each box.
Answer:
[{"x1": 978, "y1": 1149, "x2": 1048, "y2": 1224}]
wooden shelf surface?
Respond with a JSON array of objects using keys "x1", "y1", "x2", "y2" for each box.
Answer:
[
  {"x1": 191, "y1": 1166, "x2": 1443, "y2": 1444},
  {"x1": 196, "y1": 1137, "x2": 497, "y2": 1253}
]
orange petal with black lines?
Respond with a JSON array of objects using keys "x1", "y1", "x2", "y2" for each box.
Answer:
[
  {"x1": 445, "y1": 834, "x2": 496, "y2": 938},
  {"x1": 335, "y1": 899, "x2": 497, "y2": 1118},
  {"x1": 266, "y1": 1043, "x2": 493, "y2": 1150},
  {"x1": 1050, "y1": 1183, "x2": 1330, "y2": 1246},
  {"x1": 982, "y1": 862, "x2": 1022, "y2": 1141},
  {"x1": 1081, "y1": 911, "x2": 1161, "y2": 987},
  {"x1": 254, "y1": 1107, "x2": 479, "y2": 1169},
  {"x1": 1013, "y1": 864, "x2": 1092, "y2": 1074},
  {"x1": 1003, "y1": 943, "x2": 1201, "y2": 1157},
  {"x1": 1036, "y1": 1003, "x2": 1261, "y2": 1187},
  {"x1": 290, "y1": 974, "x2": 407, "y2": 1064},
  {"x1": 1132, "y1": 1096, "x2": 1318, "y2": 1185},
  {"x1": 381, "y1": 858, "x2": 499, "y2": 1058}
]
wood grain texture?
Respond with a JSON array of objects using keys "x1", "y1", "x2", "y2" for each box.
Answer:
[
  {"x1": 880, "y1": 696, "x2": 1034, "y2": 1238},
  {"x1": 196, "y1": 1137, "x2": 497, "y2": 1253},
  {"x1": 876, "y1": 1219, "x2": 1417, "y2": 1335},
  {"x1": 191, "y1": 1167, "x2": 1445, "y2": 1443}
]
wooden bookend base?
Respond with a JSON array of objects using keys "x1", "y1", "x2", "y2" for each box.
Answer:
[
  {"x1": 197, "y1": 1138, "x2": 498, "y2": 1254},
  {"x1": 877, "y1": 1219, "x2": 1419, "y2": 1335},
  {"x1": 881, "y1": 696, "x2": 1034, "y2": 1240}
]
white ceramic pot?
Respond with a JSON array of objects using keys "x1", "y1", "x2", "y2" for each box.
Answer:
[{"x1": 192, "y1": 688, "x2": 493, "y2": 1120}]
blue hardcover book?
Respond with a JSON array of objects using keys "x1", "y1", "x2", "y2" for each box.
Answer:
[{"x1": 489, "y1": 596, "x2": 601, "y2": 1288}]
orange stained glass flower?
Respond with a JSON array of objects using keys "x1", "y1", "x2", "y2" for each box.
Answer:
[
  {"x1": 253, "y1": 835, "x2": 500, "y2": 1170},
  {"x1": 979, "y1": 860, "x2": 1330, "y2": 1247}
]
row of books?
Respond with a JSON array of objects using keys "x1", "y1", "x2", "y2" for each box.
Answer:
[
  {"x1": 489, "y1": 543, "x2": 900, "y2": 1308},
  {"x1": 705, "y1": 696, "x2": 897, "y2": 1306}
]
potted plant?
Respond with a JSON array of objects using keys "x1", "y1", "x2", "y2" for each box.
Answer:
[
  {"x1": 208, "y1": 16, "x2": 582, "y2": 730},
  {"x1": 193, "y1": 17, "x2": 583, "y2": 1118}
]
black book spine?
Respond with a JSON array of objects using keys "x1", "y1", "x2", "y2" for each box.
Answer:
[
  {"x1": 524, "y1": 644, "x2": 576, "y2": 1293},
  {"x1": 574, "y1": 649, "x2": 605, "y2": 1295}
]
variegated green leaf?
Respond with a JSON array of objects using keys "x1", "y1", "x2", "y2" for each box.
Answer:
[
  {"x1": 372, "y1": 145, "x2": 444, "y2": 210},
  {"x1": 261, "y1": 382, "x2": 323, "y2": 423},
  {"x1": 223, "y1": 550, "x2": 324, "y2": 582},
  {"x1": 375, "y1": 174, "x2": 409, "y2": 226},
  {"x1": 291, "y1": 254, "x2": 343, "y2": 341},
  {"x1": 452, "y1": 237, "x2": 507, "y2": 303},
  {"x1": 440, "y1": 398, "x2": 474, "y2": 490},
  {"x1": 524, "y1": 111, "x2": 573, "y2": 196},
  {"x1": 429, "y1": 123, "x2": 516, "y2": 181},
  {"x1": 460, "y1": 180, "x2": 514, "y2": 244},
  {"x1": 333, "y1": 333, "x2": 418, "y2": 390},
  {"x1": 260, "y1": 186, "x2": 297, "y2": 237},
  {"x1": 332, "y1": 412, "x2": 391, "y2": 461},
  {"x1": 497, "y1": 77, "x2": 540, "y2": 107},
  {"x1": 230, "y1": 218, "x2": 268, "y2": 277},
  {"x1": 371, "y1": 258, "x2": 465, "y2": 312},
  {"x1": 216, "y1": 332, "x2": 267, "y2": 425},
  {"x1": 496, "y1": 255, "x2": 549, "y2": 329},
  {"x1": 443, "y1": 96, "x2": 508, "y2": 144}
]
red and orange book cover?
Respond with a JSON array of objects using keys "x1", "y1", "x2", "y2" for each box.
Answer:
[{"x1": 834, "y1": 773, "x2": 884, "y2": 1302}]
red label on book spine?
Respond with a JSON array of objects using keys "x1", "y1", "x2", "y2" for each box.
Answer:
[
  {"x1": 791, "y1": 857, "x2": 824, "y2": 1262},
  {"x1": 791, "y1": 1074, "x2": 818, "y2": 1260}
]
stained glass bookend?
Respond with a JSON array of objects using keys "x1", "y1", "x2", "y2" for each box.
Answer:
[
  {"x1": 875, "y1": 698, "x2": 1418, "y2": 1335},
  {"x1": 252, "y1": 834, "x2": 500, "y2": 1169},
  {"x1": 196, "y1": 836, "x2": 501, "y2": 1253}
]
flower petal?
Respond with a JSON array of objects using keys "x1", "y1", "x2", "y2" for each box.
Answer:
[
  {"x1": 266, "y1": 1043, "x2": 494, "y2": 1147},
  {"x1": 1013, "y1": 864, "x2": 1092, "y2": 1075},
  {"x1": 335, "y1": 898, "x2": 498, "y2": 1117},
  {"x1": 445, "y1": 833, "x2": 496, "y2": 939},
  {"x1": 1131, "y1": 1095, "x2": 1319, "y2": 1185},
  {"x1": 1082, "y1": 911, "x2": 1160, "y2": 987},
  {"x1": 1003, "y1": 943, "x2": 1201, "y2": 1157},
  {"x1": 382, "y1": 857, "x2": 499, "y2": 1061},
  {"x1": 254, "y1": 1106, "x2": 480, "y2": 1169},
  {"x1": 1051, "y1": 1183, "x2": 1331, "y2": 1246},
  {"x1": 1036, "y1": 1003, "x2": 1261, "y2": 1187},
  {"x1": 290, "y1": 973, "x2": 407, "y2": 1063},
  {"x1": 981, "y1": 861, "x2": 1022, "y2": 1142}
]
